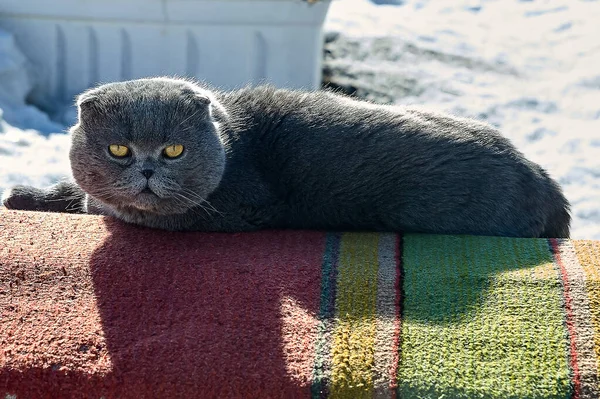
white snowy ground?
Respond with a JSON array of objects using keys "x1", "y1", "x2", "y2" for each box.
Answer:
[
  {"x1": 0, "y1": 0, "x2": 599, "y2": 238},
  {"x1": 0, "y1": 28, "x2": 71, "y2": 194}
]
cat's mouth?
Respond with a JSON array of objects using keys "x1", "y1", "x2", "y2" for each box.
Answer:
[{"x1": 131, "y1": 186, "x2": 161, "y2": 210}]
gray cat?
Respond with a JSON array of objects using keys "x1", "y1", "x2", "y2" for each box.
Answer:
[{"x1": 2, "y1": 77, "x2": 570, "y2": 237}]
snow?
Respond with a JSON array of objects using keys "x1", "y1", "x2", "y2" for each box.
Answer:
[
  {"x1": 0, "y1": 29, "x2": 72, "y2": 192},
  {"x1": 0, "y1": 127, "x2": 71, "y2": 190},
  {"x1": 0, "y1": 0, "x2": 599, "y2": 238}
]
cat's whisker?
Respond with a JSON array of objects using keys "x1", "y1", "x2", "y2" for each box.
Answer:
[
  {"x1": 181, "y1": 189, "x2": 223, "y2": 216},
  {"x1": 88, "y1": 190, "x2": 120, "y2": 204},
  {"x1": 174, "y1": 192, "x2": 217, "y2": 217},
  {"x1": 173, "y1": 197, "x2": 210, "y2": 221},
  {"x1": 180, "y1": 188, "x2": 211, "y2": 203},
  {"x1": 198, "y1": 199, "x2": 222, "y2": 216},
  {"x1": 179, "y1": 189, "x2": 208, "y2": 204},
  {"x1": 42, "y1": 195, "x2": 83, "y2": 203},
  {"x1": 65, "y1": 198, "x2": 85, "y2": 213},
  {"x1": 173, "y1": 193, "x2": 206, "y2": 215},
  {"x1": 172, "y1": 196, "x2": 200, "y2": 216},
  {"x1": 178, "y1": 123, "x2": 203, "y2": 134},
  {"x1": 174, "y1": 192, "x2": 209, "y2": 212},
  {"x1": 173, "y1": 108, "x2": 203, "y2": 131}
]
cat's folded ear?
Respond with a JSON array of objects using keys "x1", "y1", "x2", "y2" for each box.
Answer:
[
  {"x1": 76, "y1": 91, "x2": 100, "y2": 115},
  {"x1": 193, "y1": 93, "x2": 211, "y2": 106},
  {"x1": 181, "y1": 88, "x2": 212, "y2": 111}
]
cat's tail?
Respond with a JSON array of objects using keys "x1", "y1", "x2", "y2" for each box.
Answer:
[
  {"x1": 539, "y1": 175, "x2": 571, "y2": 239},
  {"x1": 541, "y1": 204, "x2": 571, "y2": 238}
]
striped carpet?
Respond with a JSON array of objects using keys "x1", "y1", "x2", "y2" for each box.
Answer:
[{"x1": 1, "y1": 211, "x2": 600, "y2": 398}]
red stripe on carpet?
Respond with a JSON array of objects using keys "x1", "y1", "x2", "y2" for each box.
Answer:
[
  {"x1": 390, "y1": 234, "x2": 403, "y2": 395},
  {"x1": 551, "y1": 238, "x2": 582, "y2": 399},
  {"x1": 0, "y1": 211, "x2": 327, "y2": 399}
]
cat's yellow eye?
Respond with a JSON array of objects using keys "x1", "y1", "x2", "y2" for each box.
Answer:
[
  {"x1": 109, "y1": 144, "x2": 130, "y2": 158},
  {"x1": 163, "y1": 144, "x2": 184, "y2": 159}
]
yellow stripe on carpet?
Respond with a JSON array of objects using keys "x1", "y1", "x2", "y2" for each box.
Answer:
[
  {"x1": 574, "y1": 241, "x2": 600, "y2": 383},
  {"x1": 330, "y1": 233, "x2": 380, "y2": 398}
]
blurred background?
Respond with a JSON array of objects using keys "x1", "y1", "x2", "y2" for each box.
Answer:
[{"x1": 0, "y1": 0, "x2": 598, "y2": 239}]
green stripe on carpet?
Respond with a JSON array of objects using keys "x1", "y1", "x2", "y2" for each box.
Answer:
[{"x1": 397, "y1": 234, "x2": 571, "y2": 399}]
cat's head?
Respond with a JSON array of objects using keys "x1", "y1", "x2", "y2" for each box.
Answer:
[{"x1": 69, "y1": 77, "x2": 226, "y2": 215}]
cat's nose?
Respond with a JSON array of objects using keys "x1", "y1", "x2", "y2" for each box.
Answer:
[{"x1": 141, "y1": 169, "x2": 154, "y2": 179}]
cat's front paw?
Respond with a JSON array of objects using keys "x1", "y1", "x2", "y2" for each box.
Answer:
[{"x1": 2, "y1": 185, "x2": 46, "y2": 211}]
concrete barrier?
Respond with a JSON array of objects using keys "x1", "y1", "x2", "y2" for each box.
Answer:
[{"x1": 0, "y1": 0, "x2": 331, "y2": 114}]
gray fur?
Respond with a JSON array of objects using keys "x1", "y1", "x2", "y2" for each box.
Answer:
[{"x1": 3, "y1": 77, "x2": 571, "y2": 237}]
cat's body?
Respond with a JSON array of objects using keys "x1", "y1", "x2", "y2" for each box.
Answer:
[{"x1": 2, "y1": 77, "x2": 571, "y2": 237}]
